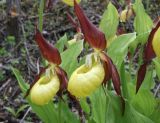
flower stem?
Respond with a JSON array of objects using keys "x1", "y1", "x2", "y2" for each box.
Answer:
[
  {"x1": 58, "y1": 100, "x2": 62, "y2": 123},
  {"x1": 38, "y1": 0, "x2": 45, "y2": 32},
  {"x1": 120, "y1": 62, "x2": 129, "y2": 100}
]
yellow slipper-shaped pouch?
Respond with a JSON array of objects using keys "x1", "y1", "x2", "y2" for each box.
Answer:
[
  {"x1": 62, "y1": 0, "x2": 81, "y2": 6},
  {"x1": 30, "y1": 74, "x2": 60, "y2": 105},
  {"x1": 68, "y1": 62, "x2": 105, "y2": 98},
  {"x1": 152, "y1": 27, "x2": 160, "y2": 58}
]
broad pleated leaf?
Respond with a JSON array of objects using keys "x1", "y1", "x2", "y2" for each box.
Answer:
[
  {"x1": 108, "y1": 33, "x2": 136, "y2": 69},
  {"x1": 99, "y1": 2, "x2": 119, "y2": 41},
  {"x1": 133, "y1": 0, "x2": 153, "y2": 44},
  {"x1": 55, "y1": 34, "x2": 68, "y2": 53},
  {"x1": 60, "y1": 40, "x2": 83, "y2": 77},
  {"x1": 153, "y1": 58, "x2": 160, "y2": 80}
]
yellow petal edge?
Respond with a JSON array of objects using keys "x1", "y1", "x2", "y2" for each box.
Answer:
[
  {"x1": 152, "y1": 27, "x2": 160, "y2": 58},
  {"x1": 62, "y1": 0, "x2": 81, "y2": 6},
  {"x1": 68, "y1": 62, "x2": 105, "y2": 98},
  {"x1": 30, "y1": 74, "x2": 60, "y2": 105}
]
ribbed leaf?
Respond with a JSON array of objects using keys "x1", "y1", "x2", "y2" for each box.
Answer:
[
  {"x1": 60, "y1": 40, "x2": 83, "y2": 77},
  {"x1": 133, "y1": 0, "x2": 153, "y2": 44},
  {"x1": 55, "y1": 34, "x2": 68, "y2": 53},
  {"x1": 99, "y1": 2, "x2": 119, "y2": 41},
  {"x1": 108, "y1": 33, "x2": 136, "y2": 69},
  {"x1": 150, "y1": 99, "x2": 160, "y2": 123},
  {"x1": 153, "y1": 58, "x2": 160, "y2": 80}
]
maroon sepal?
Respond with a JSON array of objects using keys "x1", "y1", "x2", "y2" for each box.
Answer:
[
  {"x1": 74, "y1": 0, "x2": 106, "y2": 50},
  {"x1": 55, "y1": 66, "x2": 68, "y2": 98},
  {"x1": 136, "y1": 63, "x2": 147, "y2": 93},
  {"x1": 24, "y1": 65, "x2": 49, "y2": 98},
  {"x1": 35, "y1": 29, "x2": 61, "y2": 65},
  {"x1": 144, "y1": 22, "x2": 160, "y2": 62}
]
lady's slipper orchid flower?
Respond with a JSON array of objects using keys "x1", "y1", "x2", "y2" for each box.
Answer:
[
  {"x1": 68, "y1": 1, "x2": 124, "y2": 103},
  {"x1": 68, "y1": 54, "x2": 105, "y2": 98},
  {"x1": 62, "y1": 0, "x2": 81, "y2": 6},
  {"x1": 30, "y1": 71, "x2": 60, "y2": 105},
  {"x1": 26, "y1": 29, "x2": 68, "y2": 105},
  {"x1": 136, "y1": 21, "x2": 160, "y2": 93}
]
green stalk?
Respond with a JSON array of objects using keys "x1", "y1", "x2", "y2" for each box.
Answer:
[
  {"x1": 107, "y1": 80, "x2": 112, "y2": 90},
  {"x1": 120, "y1": 62, "x2": 129, "y2": 100},
  {"x1": 58, "y1": 100, "x2": 62, "y2": 123},
  {"x1": 38, "y1": 0, "x2": 45, "y2": 32}
]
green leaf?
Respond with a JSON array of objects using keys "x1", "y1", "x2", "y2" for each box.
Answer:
[
  {"x1": 105, "y1": 92, "x2": 154, "y2": 123},
  {"x1": 88, "y1": 86, "x2": 154, "y2": 123},
  {"x1": 153, "y1": 58, "x2": 160, "y2": 80},
  {"x1": 16, "y1": 104, "x2": 29, "y2": 116},
  {"x1": 89, "y1": 86, "x2": 109, "y2": 123},
  {"x1": 133, "y1": 0, "x2": 153, "y2": 44},
  {"x1": 121, "y1": 103, "x2": 154, "y2": 123},
  {"x1": 5, "y1": 107, "x2": 16, "y2": 117},
  {"x1": 131, "y1": 89, "x2": 156, "y2": 116},
  {"x1": 55, "y1": 34, "x2": 68, "y2": 53},
  {"x1": 11, "y1": 67, "x2": 29, "y2": 93},
  {"x1": 59, "y1": 101, "x2": 80, "y2": 123},
  {"x1": 99, "y1": 2, "x2": 119, "y2": 40},
  {"x1": 60, "y1": 40, "x2": 83, "y2": 77},
  {"x1": 80, "y1": 98, "x2": 90, "y2": 114},
  {"x1": 108, "y1": 33, "x2": 136, "y2": 69},
  {"x1": 150, "y1": 99, "x2": 160, "y2": 123},
  {"x1": 128, "y1": 83, "x2": 156, "y2": 117},
  {"x1": 141, "y1": 68, "x2": 155, "y2": 90}
]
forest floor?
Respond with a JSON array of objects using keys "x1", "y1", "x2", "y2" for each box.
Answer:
[{"x1": 0, "y1": 0, "x2": 160, "y2": 122}]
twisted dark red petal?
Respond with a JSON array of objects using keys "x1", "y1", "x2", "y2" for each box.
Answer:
[
  {"x1": 74, "y1": 0, "x2": 106, "y2": 50},
  {"x1": 136, "y1": 63, "x2": 147, "y2": 93},
  {"x1": 100, "y1": 52, "x2": 125, "y2": 114},
  {"x1": 100, "y1": 54, "x2": 112, "y2": 85},
  {"x1": 35, "y1": 29, "x2": 61, "y2": 65},
  {"x1": 55, "y1": 66, "x2": 68, "y2": 97},
  {"x1": 100, "y1": 52, "x2": 122, "y2": 96}
]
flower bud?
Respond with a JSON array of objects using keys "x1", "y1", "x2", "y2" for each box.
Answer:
[
  {"x1": 30, "y1": 72, "x2": 60, "y2": 105},
  {"x1": 62, "y1": 0, "x2": 81, "y2": 6},
  {"x1": 68, "y1": 62, "x2": 105, "y2": 98},
  {"x1": 152, "y1": 27, "x2": 160, "y2": 58},
  {"x1": 120, "y1": 9, "x2": 133, "y2": 22}
]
